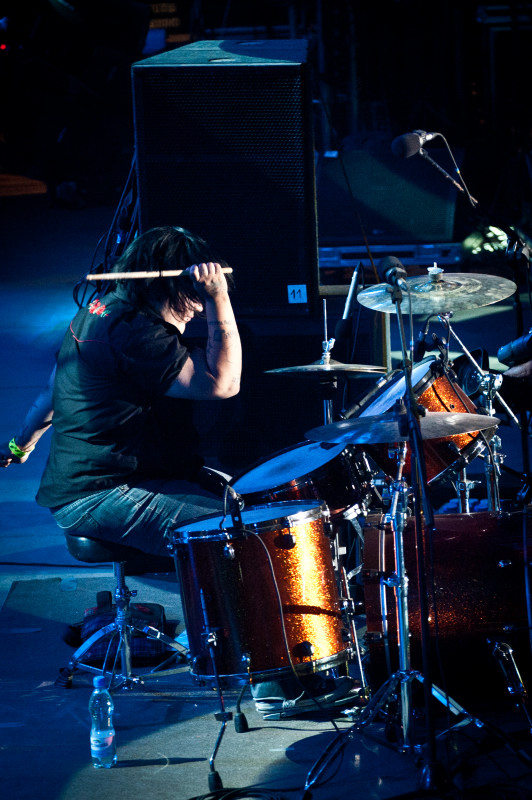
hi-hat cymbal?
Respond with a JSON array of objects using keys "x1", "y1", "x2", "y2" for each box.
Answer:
[
  {"x1": 306, "y1": 410, "x2": 499, "y2": 445},
  {"x1": 357, "y1": 272, "x2": 516, "y2": 314},
  {"x1": 266, "y1": 359, "x2": 386, "y2": 376}
]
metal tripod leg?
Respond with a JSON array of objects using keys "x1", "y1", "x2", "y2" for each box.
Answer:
[
  {"x1": 59, "y1": 562, "x2": 187, "y2": 688},
  {"x1": 347, "y1": 669, "x2": 469, "y2": 748},
  {"x1": 199, "y1": 588, "x2": 232, "y2": 793}
]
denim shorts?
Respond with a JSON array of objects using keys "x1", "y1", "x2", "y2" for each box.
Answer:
[{"x1": 52, "y1": 478, "x2": 225, "y2": 556}]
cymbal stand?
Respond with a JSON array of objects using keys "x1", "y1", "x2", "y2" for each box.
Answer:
[
  {"x1": 378, "y1": 438, "x2": 414, "y2": 747},
  {"x1": 320, "y1": 298, "x2": 336, "y2": 424},
  {"x1": 349, "y1": 283, "x2": 452, "y2": 789}
]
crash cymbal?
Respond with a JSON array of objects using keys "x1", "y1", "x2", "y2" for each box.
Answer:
[
  {"x1": 306, "y1": 410, "x2": 499, "y2": 445},
  {"x1": 266, "y1": 359, "x2": 386, "y2": 376},
  {"x1": 357, "y1": 271, "x2": 516, "y2": 314}
]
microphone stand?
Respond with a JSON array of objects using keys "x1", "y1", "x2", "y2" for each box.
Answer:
[{"x1": 418, "y1": 147, "x2": 479, "y2": 208}]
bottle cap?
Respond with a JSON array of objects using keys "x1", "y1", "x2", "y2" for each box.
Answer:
[{"x1": 93, "y1": 675, "x2": 109, "y2": 688}]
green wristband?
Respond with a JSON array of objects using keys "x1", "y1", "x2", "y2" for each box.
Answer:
[{"x1": 8, "y1": 438, "x2": 34, "y2": 457}]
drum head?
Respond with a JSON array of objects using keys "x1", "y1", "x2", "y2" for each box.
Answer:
[
  {"x1": 359, "y1": 357, "x2": 437, "y2": 417},
  {"x1": 232, "y1": 441, "x2": 346, "y2": 494},
  {"x1": 174, "y1": 500, "x2": 327, "y2": 541}
]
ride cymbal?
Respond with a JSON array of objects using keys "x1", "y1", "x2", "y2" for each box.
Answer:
[
  {"x1": 357, "y1": 271, "x2": 516, "y2": 314},
  {"x1": 306, "y1": 410, "x2": 499, "y2": 445}
]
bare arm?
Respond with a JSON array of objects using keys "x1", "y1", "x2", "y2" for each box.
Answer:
[
  {"x1": 504, "y1": 360, "x2": 532, "y2": 382},
  {"x1": 0, "y1": 366, "x2": 55, "y2": 467},
  {"x1": 165, "y1": 263, "x2": 242, "y2": 400}
]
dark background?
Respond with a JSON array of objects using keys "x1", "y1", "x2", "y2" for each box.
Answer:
[
  {"x1": 1, "y1": 1, "x2": 531, "y2": 227},
  {"x1": 1, "y1": 0, "x2": 531, "y2": 476}
]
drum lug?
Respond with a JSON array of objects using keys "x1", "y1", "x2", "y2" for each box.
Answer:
[
  {"x1": 322, "y1": 509, "x2": 333, "y2": 538},
  {"x1": 383, "y1": 572, "x2": 403, "y2": 590},
  {"x1": 202, "y1": 629, "x2": 218, "y2": 647},
  {"x1": 293, "y1": 640, "x2": 315, "y2": 660},
  {"x1": 223, "y1": 543, "x2": 236, "y2": 559}
]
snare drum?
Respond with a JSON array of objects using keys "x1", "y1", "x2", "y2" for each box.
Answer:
[
  {"x1": 173, "y1": 500, "x2": 350, "y2": 682},
  {"x1": 357, "y1": 356, "x2": 495, "y2": 483},
  {"x1": 231, "y1": 440, "x2": 375, "y2": 525}
]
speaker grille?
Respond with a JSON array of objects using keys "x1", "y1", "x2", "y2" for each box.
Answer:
[{"x1": 132, "y1": 42, "x2": 319, "y2": 314}]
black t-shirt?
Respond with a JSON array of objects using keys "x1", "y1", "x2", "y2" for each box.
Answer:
[{"x1": 37, "y1": 291, "x2": 204, "y2": 508}]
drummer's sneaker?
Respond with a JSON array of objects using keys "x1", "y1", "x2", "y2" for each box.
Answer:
[{"x1": 253, "y1": 676, "x2": 364, "y2": 720}]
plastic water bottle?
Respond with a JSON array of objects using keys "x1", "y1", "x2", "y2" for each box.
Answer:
[{"x1": 89, "y1": 675, "x2": 117, "y2": 768}]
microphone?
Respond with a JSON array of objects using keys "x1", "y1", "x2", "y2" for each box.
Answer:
[
  {"x1": 413, "y1": 315, "x2": 434, "y2": 362},
  {"x1": 335, "y1": 262, "x2": 362, "y2": 341},
  {"x1": 391, "y1": 130, "x2": 440, "y2": 159},
  {"x1": 378, "y1": 255, "x2": 408, "y2": 288}
]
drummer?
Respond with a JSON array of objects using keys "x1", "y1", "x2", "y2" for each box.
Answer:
[
  {"x1": 0, "y1": 225, "x2": 359, "y2": 718},
  {"x1": 0, "y1": 226, "x2": 242, "y2": 553}
]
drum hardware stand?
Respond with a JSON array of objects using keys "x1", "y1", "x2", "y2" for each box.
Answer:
[
  {"x1": 441, "y1": 313, "x2": 522, "y2": 513},
  {"x1": 489, "y1": 640, "x2": 532, "y2": 733},
  {"x1": 197, "y1": 587, "x2": 249, "y2": 793},
  {"x1": 339, "y1": 564, "x2": 369, "y2": 699},
  {"x1": 347, "y1": 279, "x2": 476, "y2": 790},
  {"x1": 349, "y1": 438, "x2": 416, "y2": 745},
  {"x1": 456, "y1": 468, "x2": 482, "y2": 514}
]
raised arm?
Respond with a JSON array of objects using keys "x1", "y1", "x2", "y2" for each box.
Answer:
[
  {"x1": 0, "y1": 366, "x2": 55, "y2": 467},
  {"x1": 165, "y1": 263, "x2": 242, "y2": 400}
]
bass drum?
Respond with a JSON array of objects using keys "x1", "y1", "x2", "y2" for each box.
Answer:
[
  {"x1": 173, "y1": 500, "x2": 350, "y2": 683},
  {"x1": 363, "y1": 509, "x2": 532, "y2": 705},
  {"x1": 356, "y1": 356, "x2": 495, "y2": 484}
]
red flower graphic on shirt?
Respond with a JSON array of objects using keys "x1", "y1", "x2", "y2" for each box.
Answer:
[{"x1": 88, "y1": 299, "x2": 110, "y2": 317}]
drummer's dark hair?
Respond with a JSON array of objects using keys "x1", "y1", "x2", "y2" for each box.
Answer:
[{"x1": 110, "y1": 226, "x2": 232, "y2": 316}]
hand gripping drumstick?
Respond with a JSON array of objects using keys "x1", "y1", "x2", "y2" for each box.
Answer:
[{"x1": 85, "y1": 268, "x2": 233, "y2": 281}]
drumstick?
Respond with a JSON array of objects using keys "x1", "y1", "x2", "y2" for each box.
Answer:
[{"x1": 85, "y1": 268, "x2": 233, "y2": 281}]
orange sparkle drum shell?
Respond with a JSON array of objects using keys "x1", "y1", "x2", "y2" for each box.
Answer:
[
  {"x1": 363, "y1": 510, "x2": 532, "y2": 703},
  {"x1": 174, "y1": 501, "x2": 349, "y2": 682},
  {"x1": 357, "y1": 356, "x2": 496, "y2": 483}
]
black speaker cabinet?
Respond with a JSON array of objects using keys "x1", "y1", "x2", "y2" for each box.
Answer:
[{"x1": 131, "y1": 39, "x2": 319, "y2": 315}]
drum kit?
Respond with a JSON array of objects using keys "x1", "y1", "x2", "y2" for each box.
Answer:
[{"x1": 170, "y1": 266, "x2": 531, "y2": 784}]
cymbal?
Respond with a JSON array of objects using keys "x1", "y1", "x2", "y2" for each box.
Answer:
[
  {"x1": 266, "y1": 359, "x2": 386, "y2": 376},
  {"x1": 357, "y1": 272, "x2": 516, "y2": 314},
  {"x1": 306, "y1": 410, "x2": 499, "y2": 445}
]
